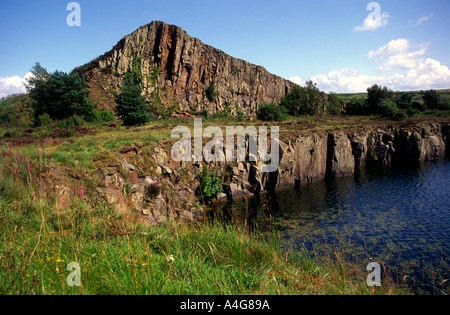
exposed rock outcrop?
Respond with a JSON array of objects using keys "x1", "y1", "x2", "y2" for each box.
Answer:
[
  {"x1": 95, "y1": 123, "x2": 449, "y2": 225},
  {"x1": 79, "y1": 21, "x2": 297, "y2": 116}
]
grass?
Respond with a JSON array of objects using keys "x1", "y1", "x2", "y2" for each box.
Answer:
[
  {"x1": 0, "y1": 144, "x2": 405, "y2": 295},
  {"x1": 3, "y1": 110, "x2": 448, "y2": 295}
]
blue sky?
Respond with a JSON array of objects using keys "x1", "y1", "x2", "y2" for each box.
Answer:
[{"x1": 1, "y1": 0, "x2": 449, "y2": 97}]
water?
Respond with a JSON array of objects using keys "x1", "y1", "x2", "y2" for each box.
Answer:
[{"x1": 211, "y1": 160, "x2": 450, "y2": 294}]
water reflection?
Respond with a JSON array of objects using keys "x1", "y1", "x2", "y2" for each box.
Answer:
[{"x1": 209, "y1": 161, "x2": 450, "y2": 294}]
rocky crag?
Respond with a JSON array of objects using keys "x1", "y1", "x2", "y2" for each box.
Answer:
[
  {"x1": 94, "y1": 123, "x2": 449, "y2": 225},
  {"x1": 79, "y1": 21, "x2": 296, "y2": 116}
]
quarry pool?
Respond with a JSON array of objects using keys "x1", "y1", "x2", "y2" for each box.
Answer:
[{"x1": 211, "y1": 160, "x2": 450, "y2": 294}]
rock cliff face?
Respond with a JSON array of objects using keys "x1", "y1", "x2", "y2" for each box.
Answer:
[
  {"x1": 95, "y1": 123, "x2": 449, "y2": 225},
  {"x1": 79, "y1": 21, "x2": 296, "y2": 116}
]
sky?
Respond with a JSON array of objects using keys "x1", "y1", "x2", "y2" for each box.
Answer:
[{"x1": 1, "y1": 0, "x2": 449, "y2": 98}]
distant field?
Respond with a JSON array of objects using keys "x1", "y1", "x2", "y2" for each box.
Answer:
[{"x1": 337, "y1": 89, "x2": 450, "y2": 103}]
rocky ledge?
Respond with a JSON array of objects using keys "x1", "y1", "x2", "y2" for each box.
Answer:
[{"x1": 94, "y1": 123, "x2": 449, "y2": 225}]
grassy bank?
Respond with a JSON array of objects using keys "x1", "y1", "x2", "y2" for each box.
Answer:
[{"x1": 0, "y1": 143, "x2": 404, "y2": 295}]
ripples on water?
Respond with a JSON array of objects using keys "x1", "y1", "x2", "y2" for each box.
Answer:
[{"x1": 211, "y1": 160, "x2": 450, "y2": 294}]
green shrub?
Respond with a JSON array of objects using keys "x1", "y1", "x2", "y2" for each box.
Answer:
[
  {"x1": 200, "y1": 109, "x2": 209, "y2": 118},
  {"x1": 198, "y1": 168, "x2": 223, "y2": 200},
  {"x1": 378, "y1": 99, "x2": 407, "y2": 121},
  {"x1": 378, "y1": 99, "x2": 398, "y2": 117},
  {"x1": 95, "y1": 110, "x2": 116, "y2": 122},
  {"x1": 436, "y1": 100, "x2": 450, "y2": 110},
  {"x1": 257, "y1": 103, "x2": 289, "y2": 122},
  {"x1": 206, "y1": 80, "x2": 217, "y2": 101},
  {"x1": 346, "y1": 97, "x2": 368, "y2": 115},
  {"x1": 413, "y1": 101, "x2": 427, "y2": 111},
  {"x1": 235, "y1": 109, "x2": 245, "y2": 122},
  {"x1": 37, "y1": 113, "x2": 53, "y2": 126},
  {"x1": 55, "y1": 116, "x2": 86, "y2": 129}
]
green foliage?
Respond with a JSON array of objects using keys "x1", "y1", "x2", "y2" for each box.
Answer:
[
  {"x1": 148, "y1": 67, "x2": 160, "y2": 88},
  {"x1": 394, "y1": 92, "x2": 414, "y2": 110},
  {"x1": 412, "y1": 101, "x2": 427, "y2": 111},
  {"x1": 257, "y1": 103, "x2": 289, "y2": 122},
  {"x1": 0, "y1": 94, "x2": 34, "y2": 127},
  {"x1": 235, "y1": 109, "x2": 245, "y2": 122},
  {"x1": 37, "y1": 113, "x2": 53, "y2": 126},
  {"x1": 124, "y1": 57, "x2": 144, "y2": 84},
  {"x1": 198, "y1": 167, "x2": 223, "y2": 200},
  {"x1": 27, "y1": 63, "x2": 93, "y2": 125},
  {"x1": 326, "y1": 93, "x2": 344, "y2": 115},
  {"x1": 366, "y1": 84, "x2": 394, "y2": 114},
  {"x1": 346, "y1": 97, "x2": 368, "y2": 115},
  {"x1": 114, "y1": 76, "x2": 150, "y2": 126},
  {"x1": 54, "y1": 116, "x2": 86, "y2": 129},
  {"x1": 280, "y1": 86, "x2": 307, "y2": 116},
  {"x1": 86, "y1": 110, "x2": 116, "y2": 122},
  {"x1": 206, "y1": 80, "x2": 217, "y2": 101},
  {"x1": 437, "y1": 100, "x2": 450, "y2": 110},
  {"x1": 280, "y1": 82, "x2": 335, "y2": 117},
  {"x1": 378, "y1": 99, "x2": 407, "y2": 121},
  {"x1": 303, "y1": 80, "x2": 327, "y2": 116},
  {"x1": 423, "y1": 89, "x2": 441, "y2": 110}
]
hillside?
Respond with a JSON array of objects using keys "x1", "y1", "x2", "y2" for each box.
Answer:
[{"x1": 75, "y1": 21, "x2": 297, "y2": 116}]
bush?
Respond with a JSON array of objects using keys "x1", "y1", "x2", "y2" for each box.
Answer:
[
  {"x1": 206, "y1": 80, "x2": 217, "y2": 101},
  {"x1": 257, "y1": 103, "x2": 289, "y2": 122},
  {"x1": 436, "y1": 100, "x2": 450, "y2": 110},
  {"x1": 95, "y1": 110, "x2": 116, "y2": 122},
  {"x1": 413, "y1": 101, "x2": 427, "y2": 111},
  {"x1": 198, "y1": 168, "x2": 223, "y2": 200},
  {"x1": 37, "y1": 113, "x2": 53, "y2": 126},
  {"x1": 378, "y1": 99, "x2": 407, "y2": 121},
  {"x1": 346, "y1": 97, "x2": 368, "y2": 115}
]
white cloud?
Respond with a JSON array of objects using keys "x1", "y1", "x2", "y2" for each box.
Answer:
[
  {"x1": 354, "y1": 2, "x2": 390, "y2": 32},
  {"x1": 296, "y1": 39, "x2": 450, "y2": 93},
  {"x1": 415, "y1": 13, "x2": 434, "y2": 25},
  {"x1": 367, "y1": 39, "x2": 429, "y2": 71},
  {"x1": 288, "y1": 76, "x2": 304, "y2": 86},
  {"x1": 0, "y1": 72, "x2": 32, "y2": 98}
]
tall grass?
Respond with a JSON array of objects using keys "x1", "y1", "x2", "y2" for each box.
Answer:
[{"x1": 0, "y1": 146, "x2": 405, "y2": 295}]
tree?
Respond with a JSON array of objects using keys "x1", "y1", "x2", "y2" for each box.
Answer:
[
  {"x1": 423, "y1": 90, "x2": 441, "y2": 110},
  {"x1": 394, "y1": 92, "x2": 414, "y2": 110},
  {"x1": 326, "y1": 93, "x2": 344, "y2": 115},
  {"x1": 366, "y1": 84, "x2": 394, "y2": 114},
  {"x1": 346, "y1": 97, "x2": 368, "y2": 116},
  {"x1": 280, "y1": 86, "x2": 307, "y2": 116},
  {"x1": 304, "y1": 80, "x2": 325, "y2": 116},
  {"x1": 26, "y1": 62, "x2": 93, "y2": 124},
  {"x1": 115, "y1": 76, "x2": 150, "y2": 126}
]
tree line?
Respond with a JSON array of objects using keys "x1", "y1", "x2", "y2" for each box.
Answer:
[
  {"x1": 25, "y1": 61, "x2": 449, "y2": 127},
  {"x1": 346, "y1": 85, "x2": 450, "y2": 120},
  {"x1": 257, "y1": 82, "x2": 449, "y2": 122}
]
